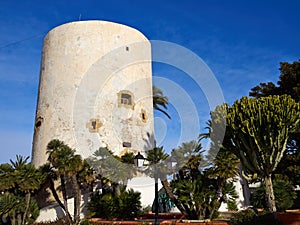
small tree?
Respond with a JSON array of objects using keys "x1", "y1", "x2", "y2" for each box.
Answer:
[
  {"x1": 227, "y1": 95, "x2": 300, "y2": 213},
  {"x1": 250, "y1": 60, "x2": 300, "y2": 186}
]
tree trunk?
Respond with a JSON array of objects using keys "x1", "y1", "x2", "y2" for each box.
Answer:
[
  {"x1": 209, "y1": 178, "x2": 225, "y2": 220},
  {"x1": 11, "y1": 213, "x2": 16, "y2": 225},
  {"x1": 264, "y1": 175, "x2": 277, "y2": 214},
  {"x1": 112, "y1": 182, "x2": 121, "y2": 196},
  {"x1": 49, "y1": 179, "x2": 66, "y2": 211},
  {"x1": 21, "y1": 192, "x2": 31, "y2": 225},
  {"x1": 72, "y1": 175, "x2": 81, "y2": 225},
  {"x1": 160, "y1": 179, "x2": 189, "y2": 218},
  {"x1": 60, "y1": 174, "x2": 73, "y2": 223},
  {"x1": 17, "y1": 213, "x2": 22, "y2": 225}
]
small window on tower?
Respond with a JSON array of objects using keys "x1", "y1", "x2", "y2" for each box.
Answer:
[
  {"x1": 141, "y1": 109, "x2": 147, "y2": 122},
  {"x1": 91, "y1": 121, "x2": 97, "y2": 130},
  {"x1": 122, "y1": 142, "x2": 131, "y2": 148},
  {"x1": 118, "y1": 90, "x2": 134, "y2": 108},
  {"x1": 35, "y1": 116, "x2": 43, "y2": 128},
  {"x1": 121, "y1": 93, "x2": 132, "y2": 105},
  {"x1": 86, "y1": 118, "x2": 102, "y2": 133}
]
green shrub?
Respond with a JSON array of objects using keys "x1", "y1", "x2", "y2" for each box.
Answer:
[
  {"x1": 227, "y1": 199, "x2": 238, "y2": 211},
  {"x1": 229, "y1": 208, "x2": 257, "y2": 225},
  {"x1": 87, "y1": 187, "x2": 142, "y2": 219},
  {"x1": 229, "y1": 208, "x2": 283, "y2": 225},
  {"x1": 250, "y1": 179, "x2": 296, "y2": 212},
  {"x1": 79, "y1": 220, "x2": 90, "y2": 225}
]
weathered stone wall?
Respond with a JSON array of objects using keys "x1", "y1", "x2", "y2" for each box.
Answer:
[{"x1": 32, "y1": 20, "x2": 154, "y2": 166}]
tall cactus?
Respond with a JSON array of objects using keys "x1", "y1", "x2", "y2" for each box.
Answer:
[{"x1": 227, "y1": 95, "x2": 300, "y2": 213}]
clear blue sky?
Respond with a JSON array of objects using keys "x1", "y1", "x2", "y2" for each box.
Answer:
[{"x1": 0, "y1": 0, "x2": 299, "y2": 164}]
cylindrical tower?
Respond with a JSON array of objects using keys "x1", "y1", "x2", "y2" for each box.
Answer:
[{"x1": 32, "y1": 21, "x2": 154, "y2": 167}]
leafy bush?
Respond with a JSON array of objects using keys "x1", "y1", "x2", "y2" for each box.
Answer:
[
  {"x1": 250, "y1": 179, "x2": 296, "y2": 211},
  {"x1": 227, "y1": 199, "x2": 238, "y2": 211},
  {"x1": 88, "y1": 187, "x2": 142, "y2": 219},
  {"x1": 229, "y1": 208, "x2": 283, "y2": 225},
  {"x1": 79, "y1": 221, "x2": 89, "y2": 225}
]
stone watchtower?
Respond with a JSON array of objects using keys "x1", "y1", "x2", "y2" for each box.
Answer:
[{"x1": 32, "y1": 20, "x2": 155, "y2": 167}]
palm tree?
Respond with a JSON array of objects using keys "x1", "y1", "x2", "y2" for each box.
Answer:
[
  {"x1": 77, "y1": 160, "x2": 96, "y2": 197},
  {"x1": 153, "y1": 85, "x2": 171, "y2": 119},
  {"x1": 46, "y1": 139, "x2": 89, "y2": 225},
  {"x1": 198, "y1": 105, "x2": 241, "y2": 219},
  {"x1": 0, "y1": 163, "x2": 15, "y2": 193},
  {"x1": 120, "y1": 152, "x2": 137, "y2": 185},
  {"x1": 46, "y1": 140, "x2": 75, "y2": 223},
  {"x1": 145, "y1": 146, "x2": 192, "y2": 218},
  {"x1": 153, "y1": 141, "x2": 239, "y2": 220},
  {"x1": 16, "y1": 163, "x2": 42, "y2": 225},
  {"x1": 205, "y1": 150, "x2": 239, "y2": 219},
  {"x1": 68, "y1": 154, "x2": 83, "y2": 224},
  {"x1": 0, "y1": 156, "x2": 42, "y2": 225},
  {"x1": 90, "y1": 147, "x2": 132, "y2": 196},
  {"x1": 0, "y1": 193, "x2": 22, "y2": 225}
]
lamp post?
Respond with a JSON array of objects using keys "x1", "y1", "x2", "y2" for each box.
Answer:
[
  {"x1": 134, "y1": 152, "x2": 145, "y2": 168},
  {"x1": 154, "y1": 147, "x2": 159, "y2": 225},
  {"x1": 134, "y1": 150, "x2": 159, "y2": 225},
  {"x1": 167, "y1": 156, "x2": 177, "y2": 180},
  {"x1": 167, "y1": 156, "x2": 177, "y2": 170}
]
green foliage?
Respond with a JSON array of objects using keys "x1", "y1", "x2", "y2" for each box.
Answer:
[
  {"x1": 79, "y1": 221, "x2": 90, "y2": 225},
  {"x1": 118, "y1": 189, "x2": 142, "y2": 218},
  {"x1": 87, "y1": 147, "x2": 136, "y2": 185},
  {"x1": 141, "y1": 205, "x2": 152, "y2": 213},
  {"x1": 120, "y1": 152, "x2": 135, "y2": 164},
  {"x1": 0, "y1": 155, "x2": 42, "y2": 225},
  {"x1": 229, "y1": 209, "x2": 283, "y2": 225},
  {"x1": 171, "y1": 173, "x2": 214, "y2": 219},
  {"x1": 171, "y1": 141, "x2": 202, "y2": 169},
  {"x1": 227, "y1": 95, "x2": 300, "y2": 177},
  {"x1": 250, "y1": 60, "x2": 300, "y2": 186},
  {"x1": 199, "y1": 103, "x2": 228, "y2": 165},
  {"x1": 46, "y1": 139, "x2": 96, "y2": 225},
  {"x1": 275, "y1": 148, "x2": 300, "y2": 186},
  {"x1": 229, "y1": 208, "x2": 257, "y2": 225},
  {"x1": 171, "y1": 172, "x2": 237, "y2": 220},
  {"x1": 250, "y1": 179, "x2": 297, "y2": 212},
  {"x1": 250, "y1": 60, "x2": 300, "y2": 101},
  {"x1": 227, "y1": 95, "x2": 300, "y2": 212},
  {"x1": 0, "y1": 192, "x2": 40, "y2": 224},
  {"x1": 146, "y1": 147, "x2": 168, "y2": 165},
  {"x1": 227, "y1": 199, "x2": 238, "y2": 211},
  {"x1": 167, "y1": 140, "x2": 239, "y2": 220},
  {"x1": 88, "y1": 187, "x2": 142, "y2": 220},
  {"x1": 153, "y1": 85, "x2": 171, "y2": 119},
  {"x1": 27, "y1": 200, "x2": 40, "y2": 224}
]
